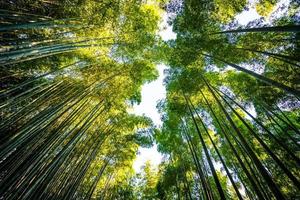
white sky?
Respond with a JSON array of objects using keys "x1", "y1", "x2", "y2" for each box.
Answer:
[
  {"x1": 132, "y1": 64, "x2": 168, "y2": 127},
  {"x1": 132, "y1": 0, "x2": 288, "y2": 173},
  {"x1": 132, "y1": 64, "x2": 167, "y2": 173},
  {"x1": 132, "y1": 14, "x2": 175, "y2": 173},
  {"x1": 132, "y1": 65, "x2": 168, "y2": 173},
  {"x1": 235, "y1": 0, "x2": 290, "y2": 25},
  {"x1": 158, "y1": 13, "x2": 177, "y2": 41}
]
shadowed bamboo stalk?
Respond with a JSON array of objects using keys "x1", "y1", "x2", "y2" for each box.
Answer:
[
  {"x1": 212, "y1": 88, "x2": 300, "y2": 189},
  {"x1": 202, "y1": 53, "x2": 300, "y2": 97},
  {"x1": 214, "y1": 86, "x2": 300, "y2": 163},
  {"x1": 197, "y1": 89, "x2": 266, "y2": 199},
  {"x1": 214, "y1": 25, "x2": 300, "y2": 34},
  {"x1": 197, "y1": 88, "x2": 244, "y2": 200},
  {"x1": 181, "y1": 120, "x2": 213, "y2": 200},
  {"x1": 201, "y1": 75, "x2": 286, "y2": 200},
  {"x1": 234, "y1": 47, "x2": 300, "y2": 68},
  {"x1": 184, "y1": 94, "x2": 227, "y2": 200}
]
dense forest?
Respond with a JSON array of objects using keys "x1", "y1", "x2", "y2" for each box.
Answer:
[{"x1": 0, "y1": 0, "x2": 299, "y2": 199}]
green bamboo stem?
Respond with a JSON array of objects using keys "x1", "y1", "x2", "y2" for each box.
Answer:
[{"x1": 202, "y1": 75, "x2": 286, "y2": 200}]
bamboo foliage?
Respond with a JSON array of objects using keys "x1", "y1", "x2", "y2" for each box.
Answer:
[
  {"x1": 156, "y1": 5, "x2": 299, "y2": 196},
  {"x1": 1, "y1": 0, "x2": 300, "y2": 199},
  {"x1": 0, "y1": 1, "x2": 161, "y2": 199}
]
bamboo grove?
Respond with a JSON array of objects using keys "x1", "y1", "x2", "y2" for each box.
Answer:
[{"x1": 0, "y1": 0, "x2": 299, "y2": 199}]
